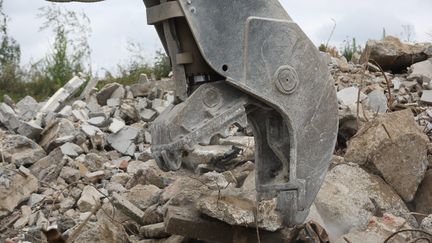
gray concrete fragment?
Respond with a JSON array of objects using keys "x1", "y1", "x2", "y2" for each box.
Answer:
[
  {"x1": 112, "y1": 192, "x2": 145, "y2": 224},
  {"x1": 108, "y1": 118, "x2": 125, "y2": 134},
  {"x1": 40, "y1": 76, "x2": 85, "y2": 112},
  {"x1": 337, "y1": 87, "x2": 367, "y2": 107},
  {"x1": 80, "y1": 78, "x2": 99, "y2": 100},
  {"x1": 0, "y1": 102, "x2": 20, "y2": 130},
  {"x1": 96, "y1": 83, "x2": 121, "y2": 105},
  {"x1": 81, "y1": 124, "x2": 102, "y2": 137},
  {"x1": 28, "y1": 193, "x2": 45, "y2": 207},
  {"x1": 0, "y1": 171, "x2": 39, "y2": 218},
  {"x1": 408, "y1": 58, "x2": 432, "y2": 81},
  {"x1": 140, "y1": 222, "x2": 170, "y2": 239},
  {"x1": 106, "y1": 98, "x2": 120, "y2": 107},
  {"x1": 421, "y1": 215, "x2": 432, "y2": 234},
  {"x1": 60, "y1": 142, "x2": 83, "y2": 157},
  {"x1": 140, "y1": 108, "x2": 157, "y2": 122},
  {"x1": 59, "y1": 166, "x2": 81, "y2": 184},
  {"x1": 16, "y1": 96, "x2": 40, "y2": 121},
  {"x1": 315, "y1": 163, "x2": 413, "y2": 239},
  {"x1": 0, "y1": 133, "x2": 46, "y2": 166},
  {"x1": 346, "y1": 109, "x2": 428, "y2": 202},
  {"x1": 58, "y1": 105, "x2": 72, "y2": 116},
  {"x1": 124, "y1": 184, "x2": 162, "y2": 211},
  {"x1": 87, "y1": 116, "x2": 106, "y2": 127},
  {"x1": 71, "y1": 109, "x2": 89, "y2": 122},
  {"x1": 367, "y1": 90, "x2": 388, "y2": 113},
  {"x1": 40, "y1": 118, "x2": 76, "y2": 151},
  {"x1": 77, "y1": 185, "x2": 103, "y2": 212},
  {"x1": 107, "y1": 126, "x2": 139, "y2": 156},
  {"x1": 414, "y1": 170, "x2": 432, "y2": 216},
  {"x1": 17, "y1": 121, "x2": 43, "y2": 139},
  {"x1": 421, "y1": 90, "x2": 432, "y2": 104},
  {"x1": 152, "y1": 98, "x2": 170, "y2": 114}
]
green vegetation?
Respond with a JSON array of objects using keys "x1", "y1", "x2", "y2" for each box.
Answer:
[
  {"x1": 0, "y1": 4, "x2": 171, "y2": 102},
  {"x1": 341, "y1": 37, "x2": 362, "y2": 62},
  {"x1": 0, "y1": 0, "x2": 24, "y2": 101}
]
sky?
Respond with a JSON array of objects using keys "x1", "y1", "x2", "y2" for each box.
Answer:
[{"x1": 4, "y1": 0, "x2": 432, "y2": 73}]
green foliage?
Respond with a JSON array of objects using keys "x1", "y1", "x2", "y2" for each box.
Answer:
[
  {"x1": 153, "y1": 50, "x2": 171, "y2": 80},
  {"x1": 98, "y1": 43, "x2": 171, "y2": 88},
  {"x1": 27, "y1": 5, "x2": 92, "y2": 100},
  {"x1": 341, "y1": 37, "x2": 362, "y2": 62},
  {"x1": 0, "y1": 0, "x2": 25, "y2": 100}
]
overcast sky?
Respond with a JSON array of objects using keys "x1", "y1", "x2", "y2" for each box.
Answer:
[{"x1": 4, "y1": 0, "x2": 432, "y2": 73}]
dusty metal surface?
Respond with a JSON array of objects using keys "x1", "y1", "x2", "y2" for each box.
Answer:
[{"x1": 146, "y1": 0, "x2": 338, "y2": 226}]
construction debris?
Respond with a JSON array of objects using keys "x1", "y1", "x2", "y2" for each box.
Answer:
[{"x1": 2, "y1": 36, "x2": 432, "y2": 242}]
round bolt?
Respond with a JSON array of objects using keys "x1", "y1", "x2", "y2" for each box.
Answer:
[
  {"x1": 190, "y1": 7, "x2": 196, "y2": 13},
  {"x1": 186, "y1": 0, "x2": 192, "y2": 5},
  {"x1": 274, "y1": 66, "x2": 299, "y2": 94},
  {"x1": 203, "y1": 88, "x2": 221, "y2": 108}
]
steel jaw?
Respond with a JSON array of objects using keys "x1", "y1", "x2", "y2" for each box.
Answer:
[{"x1": 145, "y1": 0, "x2": 338, "y2": 227}]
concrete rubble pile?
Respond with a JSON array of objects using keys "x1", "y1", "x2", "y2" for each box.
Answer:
[{"x1": 1, "y1": 35, "x2": 432, "y2": 243}]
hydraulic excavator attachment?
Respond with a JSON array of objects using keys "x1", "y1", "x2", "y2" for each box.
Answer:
[
  {"x1": 46, "y1": 0, "x2": 338, "y2": 227},
  {"x1": 146, "y1": 0, "x2": 338, "y2": 226}
]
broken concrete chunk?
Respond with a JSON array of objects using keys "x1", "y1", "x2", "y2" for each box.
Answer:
[
  {"x1": 13, "y1": 205, "x2": 32, "y2": 229},
  {"x1": 421, "y1": 214, "x2": 432, "y2": 234},
  {"x1": 345, "y1": 109, "x2": 428, "y2": 202},
  {"x1": 337, "y1": 87, "x2": 366, "y2": 107},
  {"x1": 106, "y1": 97, "x2": 120, "y2": 107},
  {"x1": 125, "y1": 184, "x2": 162, "y2": 211},
  {"x1": 367, "y1": 90, "x2": 388, "y2": 113},
  {"x1": 59, "y1": 166, "x2": 81, "y2": 184},
  {"x1": 60, "y1": 142, "x2": 83, "y2": 157},
  {"x1": 16, "y1": 96, "x2": 40, "y2": 121},
  {"x1": 421, "y1": 90, "x2": 432, "y2": 104},
  {"x1": 77, "y1": 185, "x2": 103, "y2": 212},
  {"x1": 0, "y1": 102, "x2": 20, "y2": 131},
  {"x1": 87, "y1": 116, "x2": 107, "y2": 127},
  {"x1": 96, "y1": 83, "x2": 121, "y2": 106},
  {"x1": 315, "y1": 163, "x2": 412, "y2": 239},
  {"x1": 84, "y1": 171, "x2": 105, "y2": 183},
  {"x1": 81, "y1": 124, "x2": 102, "y2": 137},
  {"x1": 408, "y1": 58, "x2": 432, "y2": 81},
  {"x1": 372, "y1": 133, "x2": 428, "y2": 202},
  {"x1": 182, "y1": 144, "x2": 234, "y2": 170},
  {"x1": 0, "y1": 171, "x2": 39, "y2": 218},
  {"x1": 197, "y1": 194, "x2": 283, "y2": 232},
  {"x1": 140, "y1": 108, "x2": 157, "y2": 122},
  {"x1": 40, "y1": 76, "x2": 85, "y2": 113},
  {"x1": 414, "y1": 170, "x2": 432, "y2": 216},
  {"x1": 0, "y1": 133, "x2": 46, "y2": 166},
  {"x1": 107, "y1": 126, "x2": 139, "y2": 156},
  {"x1": 140, "y1": 222, "x2": 170, "y2": 239},
  {"x1": 108, "y1": 118, "x2": 125, "y2": 134},
  {"x1": 40, "y1": 118, "x2": 76, "y2": 151},
  {"x1": 334, "y1": 214, "x2": 414, "y2": 243},
  {"x1": 112, "y1": 192, "x2": 145, "y2": 224},
  {"x1": 17, "y1": 121, "x2": 43, "y2": 140},
  {"x1": 360, "y1": 36, "x2": 431, "y2": 72},
  {"x1": 152, "y1": 98, "x2": 170, "y2": 114},
  {"x1": 28, "y1": 193, "x2": 45, "y2": 207}
]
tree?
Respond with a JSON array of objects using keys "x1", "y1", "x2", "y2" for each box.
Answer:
[
  {"x1": 29, "y1": 5, "x2": 92, "y2": 99},
  {"x1": 0, "y1": 0, "x2": 23, "y2": 99},
  {"x1": 153, "y1": 50, "x2": 170, "y2": 80}
]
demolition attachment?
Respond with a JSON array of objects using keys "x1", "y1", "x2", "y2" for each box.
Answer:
[{"x1": 144, "y1": 0, "x2": 338, "y2": 226}]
